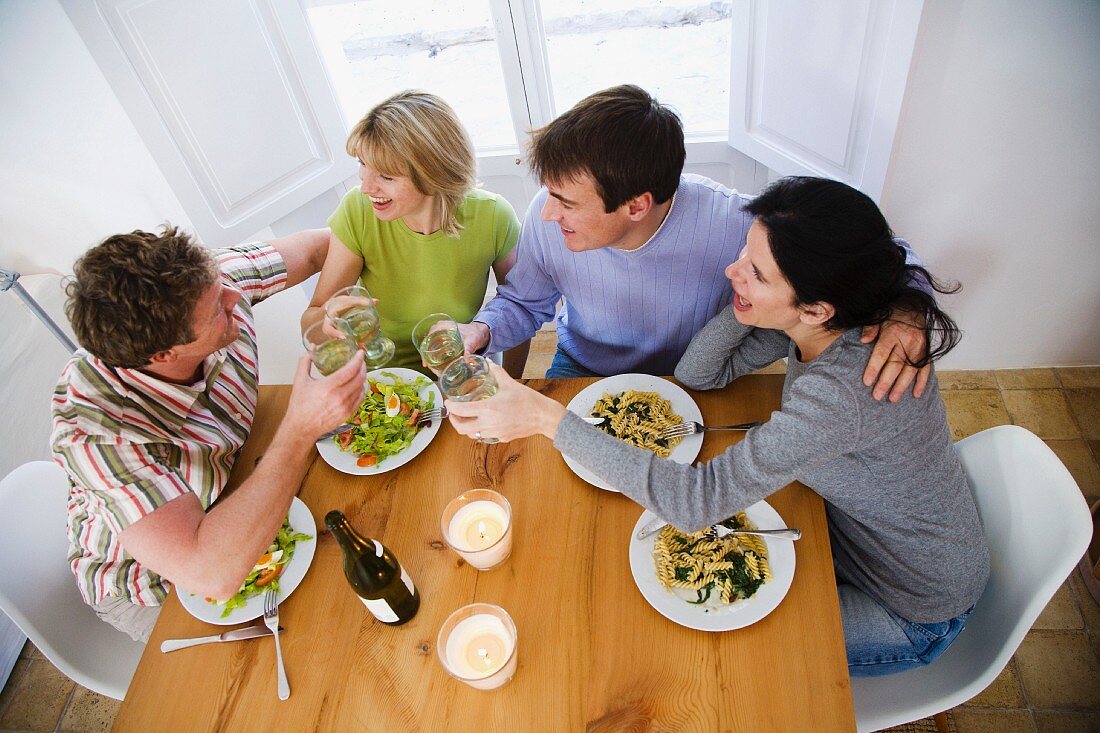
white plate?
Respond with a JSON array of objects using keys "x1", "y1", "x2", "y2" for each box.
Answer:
[
  {"x1": 628, "y1": 501, "x2": 796, "y2": 632},
  {"x1": 563, "y1": 374, "x2": 703, "y2": 492},
  {"x1": 316, "y1": 367, "x2": 443, "y2": 475},
  {"x1": 177, "y1": 496, "x2": 317, "y2": 625}
]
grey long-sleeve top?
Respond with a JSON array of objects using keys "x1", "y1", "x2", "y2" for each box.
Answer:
[{"x1": 553, "y1": 305, "x2": 989, "y2": 622}]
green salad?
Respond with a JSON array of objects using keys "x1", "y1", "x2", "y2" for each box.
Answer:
[
  {"x1": 209, "y1": 517, "x2": 311, "y2": 617},
  {"x1": 335, "y1": 372, "x2": 435, "y2": 467}
]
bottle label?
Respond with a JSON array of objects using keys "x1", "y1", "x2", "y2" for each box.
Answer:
[
  {"x1": 360, "y1": 596, "x2": 399, "y2": 623},
  {"x1": 358, "y1": 553, "x2": 416, "y2": 623},
  {"x1": 399, "y1": 566, "x2": 415, "y2": 595}
]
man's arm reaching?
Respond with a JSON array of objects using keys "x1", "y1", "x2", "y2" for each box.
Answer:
[
  {"x1": 118, "y1": 353, "x2": 365, "y2": 599},
  {"x1": 860, "y1": 238, "x2": 934, "y2": 402},
  {"x1": 266, "y1": 227, "x2": 331, "y2": 290}
]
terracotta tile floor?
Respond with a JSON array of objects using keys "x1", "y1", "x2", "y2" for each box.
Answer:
[{"x1": 2, "y1": 354, "x2": 1098, "y2": 732}]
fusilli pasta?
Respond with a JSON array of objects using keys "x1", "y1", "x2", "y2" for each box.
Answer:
[
  {"x1": 652, "y1": 512, "x2": 771, "y2": 606},
  {"x1": 589, "y1": 390, "x2": 682, "y2": 458}
]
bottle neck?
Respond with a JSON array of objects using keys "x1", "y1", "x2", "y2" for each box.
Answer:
[{"x1": 326, "y1": 511, "x2": 376, "y2": 556}]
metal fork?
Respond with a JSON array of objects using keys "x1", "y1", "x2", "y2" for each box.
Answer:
[
  {"x1": 263, "y1": 588, "x2": 289, "y2": 700},
  {"x1": 660, "y1": 420, "x2": 763, "y2": 439},
  {"x1": 317, "y1": 407, "x2": 448, "y2": 441},
  {"x1": 636, "y1": 517, "x2": 801, "y2": 541},
  {"x1": 416, "y1": 406, "x2": 447, "y2": 427}
]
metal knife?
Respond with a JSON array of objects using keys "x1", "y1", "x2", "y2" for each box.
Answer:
[{"x1": 160, "y1": 624, "x2": 282, "y2": 653}]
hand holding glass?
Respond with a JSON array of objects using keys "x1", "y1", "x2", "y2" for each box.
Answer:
[
  {"x1": 412, "y1": 313, "x2": 464, "y2": 373},
  {"x1": 302, "y1": 322, "x2": 357, "y2": 376},
  {"x1": 440, "y1": 356, "x2": 499, "y2": 443},
  {"x1": 324, "y1": 285, "x2": 395, "y2": 368}
]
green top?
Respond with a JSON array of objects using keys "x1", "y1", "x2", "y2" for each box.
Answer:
[{"x1": 328, "y1": 188, "x2": 520, "y2": 371}]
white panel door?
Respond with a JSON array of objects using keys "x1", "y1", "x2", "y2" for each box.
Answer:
[
  {"x1": 62, "y1": 0, "x2": 355, "y2": 244},
  {"x1": 728, "y1": 0, "x2": 924, "y2": 200}
]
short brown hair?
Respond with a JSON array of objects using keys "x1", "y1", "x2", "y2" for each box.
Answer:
[
  {"x1": 346, "y1": 90, "x2": 476, "y2": 237},
  {"x1": 529, "y1": 84, "x2": 685, "y2": 213},
  {"x1": 65, "y1": 226, "x2": 218, "y2": 368}
]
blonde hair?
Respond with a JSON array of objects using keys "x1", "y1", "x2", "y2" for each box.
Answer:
[{"x1": 346, "y1": 90, "x2": 476, "y2": 237}]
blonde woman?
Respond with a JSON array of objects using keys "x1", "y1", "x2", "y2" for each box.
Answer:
[{"x1": 302, "y1": 90, "x2": 521, "y2": 373}]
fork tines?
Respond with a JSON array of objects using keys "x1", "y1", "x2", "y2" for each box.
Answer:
[
  {"x1": 416, "y1": 407, "x2": 443, "y2": 426},
  {"x1": 660, "y1": 422, "x2": 698, "y2": 439}
]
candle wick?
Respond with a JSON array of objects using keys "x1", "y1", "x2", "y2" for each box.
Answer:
[{"x1": 477, "y1": 647, "x2": 491, "y2": 666}]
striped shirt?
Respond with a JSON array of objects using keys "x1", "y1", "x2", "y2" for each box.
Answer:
[
  {"x1": 475, "y1": 175, "x2": 754, "y2": 376},
  {"x1": 50, "y1": 244, "x2": 287, "y2": 606}
]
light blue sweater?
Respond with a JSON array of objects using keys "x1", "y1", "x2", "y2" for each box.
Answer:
[
  {"x1": 476, "y1": 174, "x2": 925, "y2": 377},
  {"x1": 475, "y1": 175, "x2": 754, "y2": 375}
]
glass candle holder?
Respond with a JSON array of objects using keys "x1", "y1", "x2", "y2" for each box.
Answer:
[
  {"x1": 437, "y1": 603, "x2": 518, "y2": 691},
  {"x1": 440, "y1": 489, "x2": 513, "y2": 570}
]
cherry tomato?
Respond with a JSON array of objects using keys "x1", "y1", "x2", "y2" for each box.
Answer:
[{"x1": 255, "y1": 565, "x2": 283, "y2": 587}]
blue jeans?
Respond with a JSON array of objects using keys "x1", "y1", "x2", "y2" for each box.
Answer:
[
  {"x1": 839, "y1": 583, "x2": 973, "y2": 677},
  {"x1": 546, "y1": 348, "x2": 603, "y2": 378}
]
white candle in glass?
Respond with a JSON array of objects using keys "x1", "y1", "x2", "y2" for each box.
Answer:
[
  {"x1": 441, "y1": 611, "x2": 517, "y2": 690},
  {"x1": 442, "y1": 492, "x2": 512, "y2": 570}
]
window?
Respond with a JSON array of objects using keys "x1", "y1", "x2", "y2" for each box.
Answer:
[
  {"x1": 307, "y1": 0, "x2": 518, "y2": 150},
  {"x1": 63, "y1": 0, "x2": 920, "y2": 242},
  {"x1": 305, "y1": 0, "x2": 732, "y2": 154},
  {"x1": 542, "y1": 0, "x2": 731, "y2": 135}
]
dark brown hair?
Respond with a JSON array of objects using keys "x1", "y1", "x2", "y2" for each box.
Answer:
[
  {"x1": 65, "y1": 226, "x2": 218, "y2": 368},
  {"x1": 528, "y1": 84, "x2": 685, "y2": 212},
  {"x1": 746, "y1": 177, "x2": 962, "y2": 367}
]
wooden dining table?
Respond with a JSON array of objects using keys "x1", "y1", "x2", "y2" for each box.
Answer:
[{"x1": 114, "y1": 375, "x2": 855, "y2": 732}]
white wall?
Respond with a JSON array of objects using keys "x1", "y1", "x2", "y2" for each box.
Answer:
[
  {"x1": 882, "y1": 0, "x2": 1100, "y2": 368},
  {"x1": 0, "y1": 0, "x2": 193, "y2": 275},
  {"x1": 0, "y1": 0, "x2": 314, "y2": 388}
]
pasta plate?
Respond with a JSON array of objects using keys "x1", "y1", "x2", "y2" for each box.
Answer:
[
  {"x1": 563, "y1": 374, "x2": 703, "y2": 492},
  {"x1": 628, "y1": 501, "x2": 796, "y2": 632}
]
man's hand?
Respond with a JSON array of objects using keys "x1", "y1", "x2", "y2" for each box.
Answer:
[
  {"x1": 457, "y1": 322, "x2": 491, "y2": 355},
  {"x1": 283, "y1": 352, "x2": 367, "y2": 439},
  {"x1": 861, "y1": 313, "x2": 930, "y2": 402}
]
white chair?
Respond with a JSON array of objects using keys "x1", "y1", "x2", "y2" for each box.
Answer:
[
  {"x1": 852, "y1": 425, "x2": 1092, "y2": 731},
  {"x1": 0, "y1": 461, "x2": 144, "y2": 700}
]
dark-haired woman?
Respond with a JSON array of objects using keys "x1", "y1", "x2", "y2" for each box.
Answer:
[{"x1": 445, "y1": 176, "x2": 990, "y2": 677}]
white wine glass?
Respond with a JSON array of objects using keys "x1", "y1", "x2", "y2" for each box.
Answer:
[
  {"x1": 439, "y1": 355, "x2": 499, "y2": 444},
  {"x1": 302, "y1": 322, "x2": 357, "y2": 376},
  {"x1": 412, "y1": 313, "x2": 464, "y2": 374},
  {"x1": 324, "y1": 285, "x2": 395, "y2": 369}
]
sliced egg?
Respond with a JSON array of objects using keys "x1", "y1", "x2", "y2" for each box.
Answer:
[
  {"x1": 385, "y1": 392, "x2": 401, "y2": 417},
  {"x1": 253, "y1": 549, "x2": 283, "y2": 572}
]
